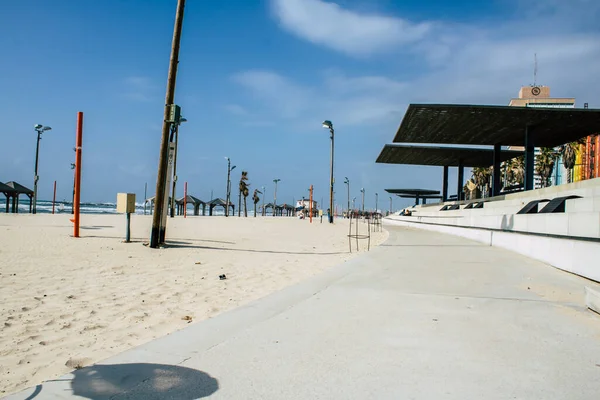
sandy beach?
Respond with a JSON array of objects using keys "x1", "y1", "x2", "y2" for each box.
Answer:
[{"x1": 0, "y1": 213, "x2": 387, "y2": 395}]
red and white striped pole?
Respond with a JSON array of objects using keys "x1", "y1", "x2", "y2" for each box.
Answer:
[{"x1": 73, "y1": 112, "x2": 83, "y2": 237}]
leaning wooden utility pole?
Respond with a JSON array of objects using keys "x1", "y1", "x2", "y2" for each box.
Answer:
[{"x1": 150, "y1": 0, "x2": 186, "y2": 248}]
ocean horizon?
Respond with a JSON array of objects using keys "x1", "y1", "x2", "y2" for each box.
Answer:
[{"x1": 0, "y1": 199, "x2": 270, "y2": 217}]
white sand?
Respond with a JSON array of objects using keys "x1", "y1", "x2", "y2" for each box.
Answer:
[{"x1": 0, "y1": 213, "x2": 386, "y2": 395}]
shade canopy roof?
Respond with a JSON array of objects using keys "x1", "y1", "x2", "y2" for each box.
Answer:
[
  {"x1": 176, "y1": 195, "x2": 205, "y2": 205},
  {"x1": 5, "y1": 181, "x2": 33, "y2": 195},
  {"x1": 376, "y1": 144, "x2": 522, "y2": 167},
  {"x1": 392, "y1": 104, "x2": 600, "y2": 147},
  {"x1": 0, "y1": 182, "x2": 19, "y2": 195},
  {"x1": 208, "y1": 198, "x2": 232, "y2": 206},
  {"x1": 385, "y1": 188, "x2": 440, "y2": 196},
  {"x1": 397, "y1": 194, "x2": 443, "y2": 199}
]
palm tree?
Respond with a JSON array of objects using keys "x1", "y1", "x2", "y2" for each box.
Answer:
[
  {"x1": 510, "y1": 156, "x2": 525, "y2": 187},
  {"x1": 252, "y1": 189, "x2": 262, "y2": 217},
  {"x1": 535, "y1": 148, "x2": 559, "y2": 188},
  {"x1": 561, "y1": 141, "x2": 581, "y2": 183},
  {"x1": 239, "y1": 171, "x2": 250, "y2": 217},
  {"x1": 471, "y1": 167, "x2": 492, "y2": 198},
  {"x1": 464, "y1": 179, "x2": 477, "y2": 200}
]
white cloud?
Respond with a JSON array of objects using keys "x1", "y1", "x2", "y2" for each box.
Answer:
[
  {"x1": 270, "y1": 0, "x2": 431, "y2": 56},
  {"x1": 231, "y1": 1, "x2": 600, "y2": 131},
  {"x1": 232, "y1": 70, "x2": 314, "y2": 119}
]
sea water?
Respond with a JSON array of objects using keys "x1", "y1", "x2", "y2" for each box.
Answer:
[{"x1": 0, "y1": 199, "x2": 262, "y2": 216}]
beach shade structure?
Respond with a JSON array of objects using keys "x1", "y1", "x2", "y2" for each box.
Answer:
[
  {"x1": 276, "y1": 204, "x2": 295, "y2": 217},
  {"x1": 385, "y1": 189, "x2": 441, "y2": 206},
  {"x1": 0, "y1": 181, "x2": 20, "y2": 213},
  {"x1": 207, "y1": 198, "x2": 235, "y2": 216},
  {"x1": 4, "y1": 181, "x2": 34, "y2": 213},
  {"x1": 145, "y1": 196, "x2": 173, "y2": 215},
  {"x1": 261, "y1": 203, "x2": 276, "y2": 216},
  {"x1": 380, "y1": 103, "x2": 600, "y2": 196},
  {"x1": 176, "y1": 195, "x2": 206, "y2": 216},
  {"x1": 397, "y1": 194, "x2": 444, "y2": 205}
]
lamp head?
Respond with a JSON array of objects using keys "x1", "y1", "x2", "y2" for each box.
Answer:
[
  {"x1": 43, "y1": 126, "x2": 52, "y2": 132},
  {"x1": 231, "y1": 165, "x2": 237, "y2": 171},
  {"x1": 322, "y1": 120, "x2": 333, "y2": 130},
  {"x1": 179, "y1": 117, "x2": 187, "y2": 124},
  {"x1": 34, "y1": 124, "x2": 42, "y2": 130}
]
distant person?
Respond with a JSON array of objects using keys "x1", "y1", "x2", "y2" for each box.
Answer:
[{"x1": 327, "y1": 208, "x2": 333, "y2": 224}]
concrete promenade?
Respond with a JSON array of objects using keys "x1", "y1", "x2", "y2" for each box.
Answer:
[{"x1": 7, "y1": 224, "x2": 600, "y2": 399}]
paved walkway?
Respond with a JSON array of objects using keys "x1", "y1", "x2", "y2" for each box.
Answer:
[{"x1": 7, "y1": 225, "x2": 600, "y2": 399}]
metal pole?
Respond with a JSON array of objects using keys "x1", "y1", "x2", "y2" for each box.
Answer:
[
  {"x1": 389, "y1": 196, "x2": 392, "y2": 215},
  {"x1": 346, "y1": 180, "x2": 350, "y2": 218},
  {"x1": 150, "y1": 0, "x2": 186, "y2": 248},
  {"x1": 71, "y1": 165, "x2": 75, "y2": 215},
  {"x1": 170, "y1": 124, "x2": 180, "y2": 218},
  {"x1": 273, "y1": 179, "x2": 279, "y2": 216},
  {"x1": 225, "y1": 159, "x2": 230, "y2": 217},
  {"x1": 52, "y1": 180, "x2": 56, "y2": 214},
  {"x1": 329, "y1": 128, "x2": 334, "y2": 223},
  {"x1": 160, "y1": 142, "x2": 175, "y2": 243},
  {"x1": 375, "y1": 192, "x2": 378, "y2": 214},
  {"x1": 73, "y1": 112, "x2": 83, "y2": 238},
  {"x1": 126, "y1": 212, "x2": 131, "y2": 243},
  {"x1": 144, "y1": 182, "x2": 147, "y2": 215},
  {"x1": 33, "y1": 131, "x2": 41, "y2": 214},
  {"x1": 309, "y1": 185, "x2": 313, "y2": 223},
  {"x1": 361, "y1": 190, "x2": 365, "y2": 213}
]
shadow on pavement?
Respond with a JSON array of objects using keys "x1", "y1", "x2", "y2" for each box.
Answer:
[{"x1": 25, "y1": 363, "x2": 218, "y2": 399}]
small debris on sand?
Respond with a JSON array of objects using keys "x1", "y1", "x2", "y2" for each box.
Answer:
[{"x1": 65, "y1": 357, "x2": 92, "y2": 370}]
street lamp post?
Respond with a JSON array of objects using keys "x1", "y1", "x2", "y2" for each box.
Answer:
[
  {"x1": 70, "y1": 162, "x2": 76, "y2": 214},
  {"x1": 389, "y1": 196, "x2": 393, "y2": 215},
  {"x1": 170, "y1": 116, "x2": 187, "y2": 218},
  {"x1": 360, "y1": 188, "x2": 365, "y2": 213},
  {"x1": 375, "y1": 192, "x2": 378, "y2": 214},
  {"x1": 322, "y1": 120, "x2": 335, "y2": 223},
  {"x1": 344, "y1": 177, "x2": 350, "y2": 218},
  {"x1": 352, "y1": 197, "x2": 356, "y2": 210},
  {"x1": 33, "y1": 124, "x2": 51, "y2": 214},
  {"x1": 273, "y1": 179, "x2": 280, "y2": 216},
  {"x1": 225, "y1": 157, "x2": 236, "y2": 217},
  {"x1": 261, "y1": 186, "x2": 266, "y2": 216}
]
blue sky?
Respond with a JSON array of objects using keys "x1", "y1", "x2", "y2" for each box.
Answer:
[{"x1": 1, "y1": 0, "x2": 599, "y2": 210}]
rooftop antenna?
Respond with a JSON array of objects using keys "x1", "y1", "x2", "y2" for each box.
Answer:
[{"x1": 533, "y1": 53, "x2": 538, "y2": 87}]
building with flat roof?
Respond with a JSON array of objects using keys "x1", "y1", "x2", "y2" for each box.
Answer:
[
  {"x1": 508, "y1": 85, "x2": 576, "y2": 187},
  {"x1": 509, "y1": 85, "x2": 575, "y2": 108}
]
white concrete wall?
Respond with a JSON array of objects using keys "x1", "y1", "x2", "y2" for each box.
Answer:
[
  {"x1": 384, "y1": 218, "x2": 600, "y2": 283},
  {"x1": 392, "y1": 210, "x2": 600, "y2": 239}
]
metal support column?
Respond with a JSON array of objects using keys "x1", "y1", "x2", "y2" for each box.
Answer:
[
  {"x1": 442, "y1": 165, "x2": 449, "y2": 202},
  {"x1": 492, "y1": 143, "x2": 501, "y2": 197},
  {"x1": 524, "y1": 126, "x2": 535, "y2": 191},
  {"x1": 457, "y1": 159, "x2": 464, "y2": 201}
]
